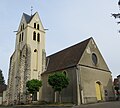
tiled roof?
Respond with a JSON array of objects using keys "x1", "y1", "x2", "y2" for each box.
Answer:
[
  {"x1": 44, "y1": 37, "x2": 91, "y2": 74},
  {"x1": 23, "y1": 12, "x2": 36, "y2": 24}
]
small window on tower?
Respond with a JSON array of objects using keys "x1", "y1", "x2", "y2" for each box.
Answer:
[
  {"x1": 37, "y1": 24, "x2": 39, "y2": 30},
  {"x1": 34, "y1": 23, "x2": 36, "y2": 28},
  {"x1": 22, "y1": 32, "x2": 24, "y2": 41},
  {"x1": 21, "y1": 25, "x2": 22, "y2": 31},
  {"x1": 19, "y1": 34, "x2": 21, "y2": 42},
  {"x1": 34, "y1": 49, "x2": 37, "y2": 52},
  {"x1": 23, "y1": 24, "x2": 24, "y2": 29},
  {"x1": 37, "y1": 33, "x2": 40, "y2": 42},
  {"x1": 33, "y1": 31, "x2": 36, "y2": 41}
]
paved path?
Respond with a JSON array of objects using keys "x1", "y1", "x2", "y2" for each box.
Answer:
[
  {"x1": 75, "y1": 101, "x2": 120, "y2": 108},
  {"x1": 0, "y1": 101, "x2": 120, "y2": 108}
]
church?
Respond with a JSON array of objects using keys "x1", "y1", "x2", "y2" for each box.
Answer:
[{"x1": 6, "y1": 12, "x2": 114, "y2": 105}]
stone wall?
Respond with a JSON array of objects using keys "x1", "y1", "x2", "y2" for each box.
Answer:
[
  {"x1": 80, "y1": 65, "x2": 114, "y2": 104},
  {"x1": 7, "y1": 44, "x2": 31, "y2": 105},
  {"x1": 42, "y1": 67, "x2": 78, "y2": 104},
  {"x1": 7, "y1": 52, "x2": 16, "y2": 104},
  {"x1": 17, "y1": 44, "x2": 31, "y2": 104}
]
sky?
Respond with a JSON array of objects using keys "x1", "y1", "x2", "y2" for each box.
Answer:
[{"x1": 0, "y1": 0, "x2": 120, "y2": 83}]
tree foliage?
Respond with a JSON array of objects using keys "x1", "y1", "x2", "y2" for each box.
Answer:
[
  {"x1": 114, "y1": 86, "x2": 119, "y2": 91},
  {"x1": 26, "y1": 79, "x2": 42, "y2": 94},
  {"x1": 48, "y1": 72, "x2": 69, "y2": 103},
  {"x1": 0, "y1": 69, "x2": 5, "y2": 85},
  {"x1": 48, "y1": 72, "x2": 69, "y2": 92}
]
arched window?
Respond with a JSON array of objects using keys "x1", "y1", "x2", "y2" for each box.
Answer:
[
  {"x1": 23, "y1": 24, "x2": 24, "y2": 29},
  {"x1": 34, "y1": 23, "x2": 36, "y2": 28},
  {"x1": 63, "y1": 71, "x2": 67, "y2": 76},
  {"x1": 33, "y1": 49, "x2": 38, "y2": 70},
  {"x1": 92, "y1": 53, "x2": 98, "y2": 65},
  {"x1": 37, "y1": 24, "x2": 39, "y2": 30},
  {"x1": 34, "y1": 49, "x2": 37, "y2": 52},
  {"x1": 21, "y1": 25, "x2": 22, "y2": 31},
  {"x1": 19, "y1": 34, "x2": 21, "y2": 42},
  {"x1": 33, "y1": 31, "x2": 36, "y2": 41},
  {"x1": 22, "y1": 32, "x2": 24, "y2": 41},
  {"x1": 37, "y1": 33, "x2": 40, "y2": 42}
]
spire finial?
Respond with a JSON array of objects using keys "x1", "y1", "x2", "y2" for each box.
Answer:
[
  {"x1": 118, "y1": 0, "x2": 120, "y2": 9},
  {"x1": 31, "y1": 6, "x2": 33, "y2": 16}
]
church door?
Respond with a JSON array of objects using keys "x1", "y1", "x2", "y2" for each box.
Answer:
[{"x1": 95, "y1": 82, "x2": 102, "y2": 101}]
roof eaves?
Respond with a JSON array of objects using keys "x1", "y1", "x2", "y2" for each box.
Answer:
[{"x1": 42, "y1": 64, "x2": 77, "y2": 75}]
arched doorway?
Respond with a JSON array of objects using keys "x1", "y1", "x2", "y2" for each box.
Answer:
[{"x1": 95, "y1": 81, "x2": 103, "y2": 101}]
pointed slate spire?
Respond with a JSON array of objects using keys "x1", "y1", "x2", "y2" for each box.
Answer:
[{"x1": 23, "y1": 13, "x2": 32, "y2": 24}]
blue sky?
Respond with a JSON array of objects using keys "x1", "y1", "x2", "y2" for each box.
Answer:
[{"x1": 0, "y1": 0, "x2": 119, "y2": 83}]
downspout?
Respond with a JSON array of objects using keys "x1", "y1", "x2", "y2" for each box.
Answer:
[{"x1": 76, "y1": 65, "x2": 82, "y2": 105}]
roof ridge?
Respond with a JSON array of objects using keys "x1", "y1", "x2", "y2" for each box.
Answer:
[
  {"x1": 28, "y1": 12, "x2": 37, "y2": 23},
  {"x1": 47, "y1": 37, "x2": 92, "y2": 58},
  {"x1": 23, "y1": 13, "x2": 31, "y2": 16}
]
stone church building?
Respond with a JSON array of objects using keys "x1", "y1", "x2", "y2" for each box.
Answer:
[
  {"x1": 7, "y1": 12, "x2": 114, "y2": 105},
  {"x1": 42, "y1": 37, "x2": 114, "y2": 105}
]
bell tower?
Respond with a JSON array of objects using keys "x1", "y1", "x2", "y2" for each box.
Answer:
[
  {"x1": 16, "y1": 12, "x2": 46, "y2": 78},
  {"x1": 7, "y1": 12, "x2": 46, "y2": 104}
]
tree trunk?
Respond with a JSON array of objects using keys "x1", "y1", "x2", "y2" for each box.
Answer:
[
  {"x1": 59, "y1": 91, "x2": 62, "y2": 103},
  {"x1": 32, "y1": 93, "x2": 34, "y2": 101},
  {"x1": 54, "y1": 92, "x2": 57, "y2": 103},
  {"x1": 32, "y1": 92, "x2": 37, "y2": 101}
]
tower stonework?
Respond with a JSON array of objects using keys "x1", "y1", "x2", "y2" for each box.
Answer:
[{"x1": 7, "y1": 12, "x2": 46, "y2": 104}]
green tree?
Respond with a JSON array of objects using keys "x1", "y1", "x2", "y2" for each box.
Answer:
[
  {"x1": 114, "y1": 86, "x2": 119, "y2": 100},
  {"x1": 26, "y1": 79, "x2": 42, "y2": 101},
  {"x1": 48, "y1": 72, "x2": 69, "y2": 103},
  {"x1": 0, "y1": 69, "x2": 5, "y2": 85}
]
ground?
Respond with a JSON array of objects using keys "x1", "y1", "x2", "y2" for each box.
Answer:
[
  {"x1": 0, "y1": 101, "x2": 120, "y2": 108},
  {"x1": 75, "y1": 101, "x2": 120, "y2": 108}
]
